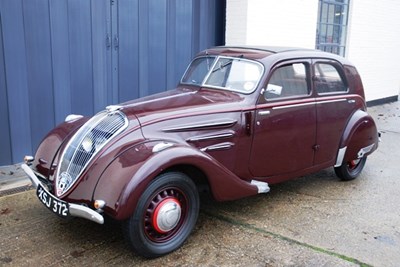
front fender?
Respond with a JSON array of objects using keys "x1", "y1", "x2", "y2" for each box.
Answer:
[
  {"x1": 93, "y1": 141, "x2": 258, "y2": 220},
  {"x1": 338, "y1": 109, "x2": 379, "y2": 164},
  {"x1": 33, "y1": 117, "x2": 89, "y2": 177}
]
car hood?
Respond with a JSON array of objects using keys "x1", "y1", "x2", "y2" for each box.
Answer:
[{"x1": 118, "y1": 87, "x2": 249, "y2": 125}]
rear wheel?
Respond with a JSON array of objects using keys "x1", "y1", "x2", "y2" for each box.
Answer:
[
  {"x1": 334, "y1": 157, "x2": 367, "y2": 181},
  {"x1": 123, "y1": 172, "x2": 199, "y2": 258}
]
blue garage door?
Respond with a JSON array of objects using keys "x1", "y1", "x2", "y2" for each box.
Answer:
[{"x1": 0, "y1": 0, "x2": 225, "y2": 165}]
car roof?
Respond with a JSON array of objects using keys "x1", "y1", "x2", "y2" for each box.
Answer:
[{"x1": 197, "y1": 46, "x2": 351, "y2": 65}]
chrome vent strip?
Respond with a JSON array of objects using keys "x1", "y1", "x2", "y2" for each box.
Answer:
[
  {"x1": 200, "y1": 142, "x2": 234, "y2": 152},
  {"x1": 56, "y1": 110, "x2": 128, "y2": 197},
  {"x1": 186, "y1": 132, "x2": 234, "y2": 142},
  {"x1": 162, "y1": 119, "x2": 237, "y2": 132}
]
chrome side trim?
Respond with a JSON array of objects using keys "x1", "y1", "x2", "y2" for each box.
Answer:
[
  {"x1": 251, "y1": 180, "x2": 270, "y2": 193},
  {"x1": 357, "y1": 143, "x2": 375, "y2": 158},
  {"x1": 106, "y1": 105, "x2": 123, "y2": 112},
  {"x1": 200, "y1": 142, "x2": 234, "y2": 152},
  {"x1": 152, "y1": 142, "x2": 174, "y2": 153},
  {"x1": 65, "y1": 114, "x2": 83, "y2": 122},
  {"x1": 272, "y1": 102, "x2": 315, "y2": 110},
  {"x1": 162, "y1": 119, "x2": 237, "y2": 132},
  {"x1": 186, "y1": 132, "x2": 234, "y2": 142},
  {"x1": 21, "y1": 164, "x2": 104, "y2": 225},
  {"x1": 316, "y1": 99, "x2": 347, "y2": 105},
  {"x1": 334, "y1": 146, "x2": 347, "y2": 167},
  {"x1": 258, "y1": 110, "x2": 271, "y2": 115}
]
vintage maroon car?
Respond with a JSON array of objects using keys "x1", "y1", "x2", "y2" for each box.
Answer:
[{"x1": 22, "y1": 46, "x2": 379, "y2": 258}]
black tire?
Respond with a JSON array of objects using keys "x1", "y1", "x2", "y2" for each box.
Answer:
[
  {"x1": 123, "y1": 172, "x2": 199, "y2": 258},
  {"x1": 334, "y1": 157, "x2": 367, "y2": 181}
]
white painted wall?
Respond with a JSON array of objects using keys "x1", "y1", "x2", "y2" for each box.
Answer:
[
  {"x1": 346, "y1": 0, "x2": 400, "y2": 101},
  {"x1": 226, "y1": 0, "x2": 319, "y2": 48},
  {"x1": 225, "y1": 0, "x2": 400, "y2": 101}
]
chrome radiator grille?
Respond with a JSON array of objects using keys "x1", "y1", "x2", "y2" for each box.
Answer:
[{"x1": 56, "y1": 110, "x2": 128, "y2": 196}]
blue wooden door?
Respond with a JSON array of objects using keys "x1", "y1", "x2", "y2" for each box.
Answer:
[{"x1": 0, "y1": 0, "x2": 224, "y2": 165}]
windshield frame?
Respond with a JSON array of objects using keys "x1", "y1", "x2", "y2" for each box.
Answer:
[{"x1": 180, "y1": 55, "x2": 265, "y2": 94}]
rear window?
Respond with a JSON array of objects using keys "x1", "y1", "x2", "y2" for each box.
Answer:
[{"x1": 314, "y1": 63, "x2": 347, "y2": 94}]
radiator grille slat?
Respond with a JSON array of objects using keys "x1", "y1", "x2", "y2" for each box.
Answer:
[{"x1": 55, "y1": 111, "x2": 128, "y2": 197}]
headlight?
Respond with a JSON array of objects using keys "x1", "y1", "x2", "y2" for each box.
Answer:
[{"x1": 82, "y1": 136, "x2": 93, "y2": 152}]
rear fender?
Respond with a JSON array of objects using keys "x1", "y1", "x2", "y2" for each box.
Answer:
[
  {"x1": 336, "y1": 110, "x2": 379, "y2": 166},
  {"x1": 93, "y1": 141, "x2": 258, "y2": 220}
]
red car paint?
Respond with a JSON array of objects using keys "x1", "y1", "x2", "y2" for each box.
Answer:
[{"x1": 28, "y1": 46, "x2": 379, "y2": 222}]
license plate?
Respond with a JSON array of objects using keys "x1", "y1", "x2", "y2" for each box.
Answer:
[{"x1": 36, "y1": 184, "x2": 69, "y2": 218}]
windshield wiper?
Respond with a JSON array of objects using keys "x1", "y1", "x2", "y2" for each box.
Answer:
[{"x1": 212, "y1": 59, "x2": 233, "y2": 73}]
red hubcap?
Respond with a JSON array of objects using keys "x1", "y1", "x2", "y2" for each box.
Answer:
[
  {"x1": 143, "y1": 188, "x2": 187, "y2": 243},
  {"x1": 152, "y1": 198, "x2": 181, "y2": 233}
]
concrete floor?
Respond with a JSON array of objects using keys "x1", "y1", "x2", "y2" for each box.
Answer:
[{"x1": 0, "y1": 100, "x2": 399, "y2": 266}]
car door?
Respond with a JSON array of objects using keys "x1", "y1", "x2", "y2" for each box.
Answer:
[
  {"x1": 312, "y1": 59, "x2": 356, "y2": 165},
  {"x1": 249, "y1": 60, "x2": 317, "y2": 177}
]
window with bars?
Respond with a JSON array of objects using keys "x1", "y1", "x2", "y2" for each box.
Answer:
[{"x1": 316, "y1": 0, "x2": 350, "y2": 56}]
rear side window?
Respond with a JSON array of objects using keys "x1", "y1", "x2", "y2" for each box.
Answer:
[
  {"x1": 314, "y1": 63, "x2": 347, "y2": 94},
  {"x1": 265, "y1": 63, "x2": 310, "y2": 100}
]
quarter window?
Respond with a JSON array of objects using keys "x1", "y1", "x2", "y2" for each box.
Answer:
[
  {"x1": 265, "y1": 63, "x2": 309, "y2": 100},
  {"x1": 314, "y1": 63, "x2": 347, "y2": 94}
]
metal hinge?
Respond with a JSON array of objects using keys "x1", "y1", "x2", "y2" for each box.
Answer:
[
  {"x1": 113, "y1": 35, "x2": 119, "y2": 50},
  {"x1": 106, "y1": 34, "x2": 111, "y2": 49}
]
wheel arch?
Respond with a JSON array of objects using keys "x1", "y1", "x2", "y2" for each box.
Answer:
[
  {"x1": 161, "y1": 164, "x2": 211, "y2": 195},
  {"x1": 335, "y1": 109, "x2": 379, "y2": 166},
  {"x1": 94, "y1": 142, "x2": 258, "y2": 221}
]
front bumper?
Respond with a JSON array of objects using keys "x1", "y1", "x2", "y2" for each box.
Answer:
[{"x1": 21, "y1": 164, "x2": 104, "y2": 224}]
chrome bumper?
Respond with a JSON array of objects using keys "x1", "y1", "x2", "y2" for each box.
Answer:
[{"x1": 21, "y1": 163, "x2": 104, "y2": 224}]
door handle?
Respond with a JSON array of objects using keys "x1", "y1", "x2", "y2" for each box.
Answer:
[
  {"x1": 258, "y1": 110, "x2": 270, "y2": 115},
  {"x1": 348, "y1": 99, "x2": 355, "y2": 104}
]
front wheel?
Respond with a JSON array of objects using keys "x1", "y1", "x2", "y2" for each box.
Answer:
[
  {"x1": 123, "y1": 172, "x2": 199, "y2": 258},
  {"x1": 334, "y1": 157, "x2": 367, "y2": 181}
]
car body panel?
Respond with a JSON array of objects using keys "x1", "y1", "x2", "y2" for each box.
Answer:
[{"x1": 23, "y1": 46, "x2": 379, "y2": 225}]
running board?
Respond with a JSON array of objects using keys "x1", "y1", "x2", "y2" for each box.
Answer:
[{"x1": 251, "y1": 180, "x2": 270, "y2": 193}]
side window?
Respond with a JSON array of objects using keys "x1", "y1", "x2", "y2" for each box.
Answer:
[
  {"x1": 265, "y1": 63, "x2": 309, "y2": 100},
  {"x1": 314, "y1": 63, "x2": 347, "y2": 94}
]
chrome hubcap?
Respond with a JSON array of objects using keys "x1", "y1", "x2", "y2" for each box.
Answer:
[{"x1": 153, "y1": 199, "x2": 182, "y2": 233}]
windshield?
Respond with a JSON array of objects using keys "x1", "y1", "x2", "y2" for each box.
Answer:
[{"x1": 181, "y1": 56, "x2": 264, "y2": 93}]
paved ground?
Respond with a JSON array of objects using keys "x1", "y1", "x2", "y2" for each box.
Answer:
[{"x1": 1, "y1": 100, "x2": 399, "y2": 266}]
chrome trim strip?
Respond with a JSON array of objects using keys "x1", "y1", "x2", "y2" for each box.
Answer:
[
  {"x1": 162, "y1": 119, "x2": 237, "y2": 132},
  {"x1": 65, "y1": 114, "x2": 83, "y2": 122},
  {"x1": 258, "y1": 110, "x2": 270, "y2": 115},
  {"x1": 21, "y1": 164, "x2": 104, "y2": 224},
  {"x1": 200, "y1": 142, "x2": 234, "y2": 152},
  {"x1": 251, "y1": 180, "x2": 270, "y2": 193},
  {"x1": 152, "y1": 142, "x2": 174, "y2": 153},
  {"x1": 357, "y1": 143, "x2": 375, "y2": 158},
  {"x1": 334, "y1": 146, "x2": 347, "y2": 167},
  {"x1": 316, "y1": 99, "x2": 347, "y2": 105},
  {"x1": 272, "y1": 102, "x2": 315, "y2": 110},
  {"x1": 106, "y1": 105, "x2": 123, "y2": 112},
  {"x1": 186, "y1": 132, "x2": 234, "y2": 142}
]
